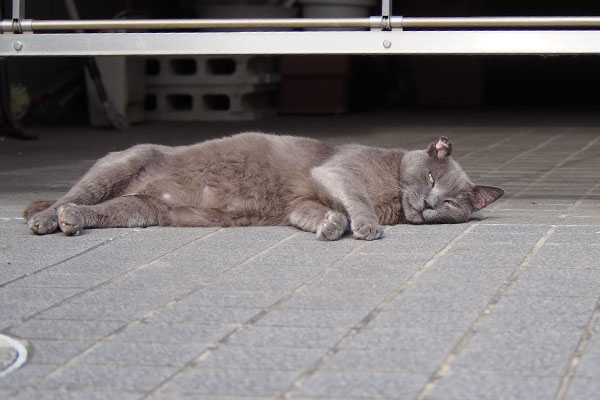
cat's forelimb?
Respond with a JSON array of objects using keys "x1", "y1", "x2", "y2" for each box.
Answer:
[{"x1": 310, "y1": 165, "x2": 383, "y2": 241}]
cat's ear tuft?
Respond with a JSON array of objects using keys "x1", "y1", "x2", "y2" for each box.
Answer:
[
  {"x1": 427, "y1": 136, "x2": 453, "y2": 159},
  {"x1": 471, "y1": 185, "x2": 504, "y2": 211}
]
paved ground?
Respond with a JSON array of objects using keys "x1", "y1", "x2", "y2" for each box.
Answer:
[{"x1": 1, "y1": 110, "x2": 599, "y2": 399}]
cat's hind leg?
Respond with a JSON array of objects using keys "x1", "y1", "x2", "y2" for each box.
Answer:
[
  {"x1": 56, "y1": 195, "x2": 160, "y2": 236},
  {"x1": 289, "y1": 200, "x2": 348, "y2": 241},
  {"x1": 27, "y1": 144, "x2": 165, "y2": 235}
]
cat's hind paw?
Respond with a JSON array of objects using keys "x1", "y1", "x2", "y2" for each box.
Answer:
[
  {"x1": 28, "y1": 209, "x2": 59, "y2": 235},
  {"x1": 352, "y1": 220, "x2": 384, "y2": 241},
  {"x1": 57, "y1": 204, "x2": 84, "y2": 236},
  {"x1": 316, "y1": 211, "x2": 348, "y2": 241}
]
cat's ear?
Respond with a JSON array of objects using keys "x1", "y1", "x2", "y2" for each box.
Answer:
[
  {"x1": 471, "y1": 185, "x2": 504, "y2": 211},
  {"x1": 427, "y1": 136, "x2": 453, "y2": 159}
]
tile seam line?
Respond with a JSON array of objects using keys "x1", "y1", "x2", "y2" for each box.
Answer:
[
  {"x1": 5, "y1": 228, "x2": 227, "y2": 400},
  {"x1": 416, "y1": 225, "x2": 557, "y2": 400},
  {"x1": 279, "y1": 222, "x2": 479, "y2": 400},
  {"x1": 554, "y1": 297, "x2": 600, "y2": 400},
  {"x1": 0, "y1": 230, "x2": 136, "y2": 289},
  {"x1": 142, "y1": 231, "x2": 375, "y2": 399}
]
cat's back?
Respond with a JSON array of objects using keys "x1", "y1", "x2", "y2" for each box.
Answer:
[{"x1": 173, "y1": 132, "x2": 334, "y2": 171}]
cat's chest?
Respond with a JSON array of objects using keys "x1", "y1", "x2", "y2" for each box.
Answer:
[{"x1": 374, "y1": 195, "x2": 404, "y2": 225}]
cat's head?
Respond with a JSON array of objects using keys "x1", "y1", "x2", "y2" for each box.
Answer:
[{"x1": 400, "y1": 137, "x2": 504, "y2": 224}]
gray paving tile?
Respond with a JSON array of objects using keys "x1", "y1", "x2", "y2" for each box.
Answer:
[
  {"x1": 35, "y1": 301, "x2": 158, "y2": 322},
  {"x1": 196, "y1": 346, "x2": 324, "y2": 371},
  {"x1": 493, "y1": 295, "x2": 598, "y2": 315},
  {"x1": 5, "y1": 272, "x2": 114, "y2": 289},
  {"x1": 296, "y1": 371, "x2": 428, "y2": 399},
  {"x1": 479, "y1": 312, "x2": 590, "y2": 333},
  {"x1": 324, "y1": 347, "x2": 447, "y2": 374},
  {"x1": 528, "y1": 244, "x2": 600, "y2": 267},
  {"x1": 160, "y1": 368, "x2": 299, "y2": 396},
  {"x1": 40, "y1": 363, "x2": 176, "y2": 392},
  {"x1": 426, "y1": 375, "x2": 561, "y2": 400},
  {"x1": 13, "y1": 390, "x2": 145, "y2": 400},
  {"x1": 227, "y1": 326, "x2": 347, "y2": 348},
  {"x1": 28, "y1": 339, "x2": 94, "y2": 365},
  {"x1": 575, "y1": 353, "x2": 600, "y2": 378},
  {"x1": 450, "y1": 350, "x2": 571, "y2": 376},
  {"x1": 108, "y1": 321, "x2": 234, "y2": 345},
  {"x1": 280, "y1": 292, "x2": 385, "y2": 310},
  {"x1": 465, "y1": 331, "x2": 581, "y2": 354},
  {"x1": 341, "y1": 252, "x2": 433, "y2": 267},
  {"x1": 563, "y1": 377, "x2": 600, "y2": 400},
  {"x1": 144, "y1": 305, "x2": 263, "y2": 325},
  {"x1": 174, "y1": 290, "x2": 287, "y2": 309},
  {"x1": 255, "y1": 309, "x2": 367, "y2": 328},
  {"x1": 8, "y1": 319, "x2": 125, "y2": 340},
  {"x1": 79, "y1": 341, "x2": 208, "y2": 367},
  {"x1": 346, "y1": 329, "x2": 462, "y2": 353},
  {"x1": 506, "y1": 280, "x2": 600, "y2": 297},
  {"x1": 387, "y1": 292, "x2": 491, "y2": 312},
  {"x1": 370, "y1": 310, "x2": 479, "y2": 331}
]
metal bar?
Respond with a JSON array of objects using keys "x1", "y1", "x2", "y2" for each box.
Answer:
[
  {"x1": 4, "y1": 30, "x2": 600, "y2": 56},
  {"x1": 27, "y1": 18, "x2": 372, "y2": 32},
  {"x1": 3, "y1": 16, "x2": 600, "y2": 33},
  {"x1": 12, "y1": 0, "x2": 24, "y2": 20}
]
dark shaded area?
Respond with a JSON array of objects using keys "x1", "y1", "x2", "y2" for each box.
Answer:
[{"x1": 3, "y1": 0, "x2": 600, "y2": 126}]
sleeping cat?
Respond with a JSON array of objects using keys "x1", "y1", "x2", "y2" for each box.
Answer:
[{"x1": 24, "y1": 132, "x2": 503, "y2": 240}]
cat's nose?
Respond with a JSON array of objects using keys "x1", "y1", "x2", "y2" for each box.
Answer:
[{"x1": 424, "y1": 199, "x2": 435, "y2": 210}]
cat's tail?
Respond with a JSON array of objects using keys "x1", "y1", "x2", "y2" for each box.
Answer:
[{"x1": 23, "y1": 199, "x2": 56, "y2": 220}]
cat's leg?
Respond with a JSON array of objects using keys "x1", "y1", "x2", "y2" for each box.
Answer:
[
  {"x1": 311, "y1": 166, "x2": 384, "y2": 240},
  {"x1": 288, "y1": 200, "x2": 349, "y2": 241},
  {"x1": 55, "y1": 195, "x2": 160, "y2": 236},
  {"x1": 27, "y1": 144, "x2": 163, "y2": 235}
]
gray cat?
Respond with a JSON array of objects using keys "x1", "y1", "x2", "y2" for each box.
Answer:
[{"x1": 24, "y1": 133, "x2": 503, "y2": 240}]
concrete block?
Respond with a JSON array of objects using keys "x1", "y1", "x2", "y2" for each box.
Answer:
[
  {"x1": 144, "y1": 305, "x2": 262, "y2": 325},
  {"x1": 564, "y1": 378, "x2": 600, "y2": 400}
]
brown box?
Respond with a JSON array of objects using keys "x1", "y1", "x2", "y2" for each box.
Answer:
[{"x1": 279, "y1": 55, "x2": 351, "y2": 114}]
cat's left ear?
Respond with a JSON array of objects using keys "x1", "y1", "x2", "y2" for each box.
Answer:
[
  {"x1": 471, "y1": 185, "x2": 504, "y2": 211},
  {"x1": 428, "y1": 136, "x2": 453, "y2": 159}
]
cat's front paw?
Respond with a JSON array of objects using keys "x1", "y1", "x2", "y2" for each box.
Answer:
[
  {"x1": 57, "y1": 204, "x2": 84, "y2": 236},
  {"x1": 351, "y1": 219, "x2": 384, "y2": 241},
  {"x1": 28, "y1": 209, "x2": 59, "y2": 235},
  {"x1": 316, "y1": 211, "x2": 348, "y2": 241}
]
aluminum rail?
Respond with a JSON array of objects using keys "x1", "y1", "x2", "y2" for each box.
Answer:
[{"x1": 5, "y1": 16, "x2": 600, "y2": 33}]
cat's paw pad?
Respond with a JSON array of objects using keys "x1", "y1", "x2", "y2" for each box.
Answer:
[
  {"x1": 28, "y1": 209, "x2": 59, "y2": 235},
  {"x1": 352, "y1": 220, "x2": 384, "y2": 241},
  {"x1": 57, "y1": 204, "x2": 84, "y2": 236},
  {"x1": 316, "y1": 211, "x2": 348, "y2": 241}
]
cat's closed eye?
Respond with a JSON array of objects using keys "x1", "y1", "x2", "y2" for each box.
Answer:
[{"x1": 444, "y1": 199, "x2": 457, "y2": 207}]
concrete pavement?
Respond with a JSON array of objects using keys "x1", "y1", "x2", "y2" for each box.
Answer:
[{"x1": 1, "y1": 110, "x2": 599, "y2": 399}]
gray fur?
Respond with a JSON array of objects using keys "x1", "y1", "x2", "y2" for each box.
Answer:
[{"x1": 24, "y1": 133, "x2": 504, "y2": 240}]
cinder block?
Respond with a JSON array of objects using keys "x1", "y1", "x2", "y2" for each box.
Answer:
[
  {"x1": 144, "y1": 84, "x2": 278, "y2": 121},
  {"x1": 145, "y1": 55, "x2": 280, "y2": 86}
]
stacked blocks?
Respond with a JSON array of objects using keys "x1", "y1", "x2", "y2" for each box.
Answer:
[{"x1": 144, "y1": 55, "x2": 280, "y2": 121}]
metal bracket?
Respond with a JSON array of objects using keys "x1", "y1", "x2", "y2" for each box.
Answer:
[{"x1": 371, "y1": 0, "x2": 399, "y2": 31}]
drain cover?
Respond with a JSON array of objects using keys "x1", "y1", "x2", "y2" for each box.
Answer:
[{"x1": 0, "y1": 334, "x2": 27, "y2": 377}]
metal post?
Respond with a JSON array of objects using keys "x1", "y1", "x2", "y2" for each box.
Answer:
[
  {"x1": 11, "y1": 0, "x2": 24, "y2": 33},
  {"x1": 382, "y1": 0, "x2": 392, "y2": 30}
]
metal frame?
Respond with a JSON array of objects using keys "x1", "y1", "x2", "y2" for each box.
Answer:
[{"x1": 3, "y1": 0, "x2": 600, "y2": 56}]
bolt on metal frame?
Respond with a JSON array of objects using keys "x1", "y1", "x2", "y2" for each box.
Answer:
[{"x1": 4, "y1": 0, "x2": 600, "y2": 55}]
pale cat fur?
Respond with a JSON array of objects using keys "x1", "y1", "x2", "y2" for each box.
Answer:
[{"x1": 24, "y1": 132, "x2": 504, "y2": 240}]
